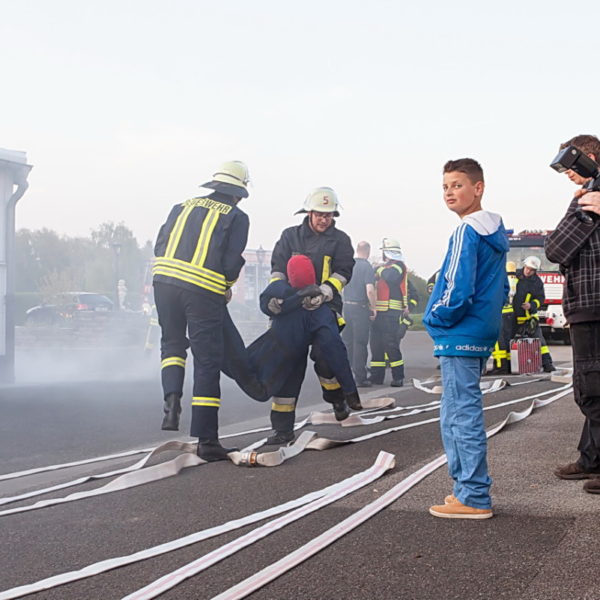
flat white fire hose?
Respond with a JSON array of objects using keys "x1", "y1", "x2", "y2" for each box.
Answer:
[
  {"x1": 0, "y1": 383, "x2": 572, "y2": 600},
  {"x1": 209, "y1": 386, "x2": 574, "y2": 600},
  {"x1": 0, "y1": 383, "x2": 572, "y2": 518},
  {"x1": 0, "y1": 452, "x2": 395, "y2": 600}
]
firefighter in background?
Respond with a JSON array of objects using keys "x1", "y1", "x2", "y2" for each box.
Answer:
[
  {"x1": 426, "y1": 269, "x2": 440, "y2": 295},
  {"x1": 270, "y1": 186, "x2": 356, "y2": 421},
  {"x1": 513, "y1": 255, "x2": 556, "y2": 373},
  {"x1": 369, "y1": 238, "x2": 419, "y2": 387},
  {"x1": 153, "y1": 161, "x2": 250, "y2": 462},
  {"x1": 488, "y1": 261, "x2": 517, "y2": 375}
]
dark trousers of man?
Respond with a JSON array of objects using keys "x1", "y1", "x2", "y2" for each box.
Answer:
[
  {"x1": 370, "y1": 311, "x2": 404, "y2": 384},
  {"x1": 154, "y1": 281, "x2": 224, "y2": 441},
  {"x1": 571, "y1": 322, "x2": 600, "y2": 473},
  {"x1": 341, "y1": 303, "x2": 371, "y2": 383}
]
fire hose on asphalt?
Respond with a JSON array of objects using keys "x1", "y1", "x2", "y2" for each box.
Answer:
[{"x1": 0, "y1": 379, "x2": 572, "y2": 600}]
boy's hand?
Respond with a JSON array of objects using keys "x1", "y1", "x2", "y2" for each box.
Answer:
[
  {"x1": 302, "y1": 295, "x2": 323, "y2": 310},
  {"x1": 578, "y1": 190, "x2": 600, "y2": 216}
]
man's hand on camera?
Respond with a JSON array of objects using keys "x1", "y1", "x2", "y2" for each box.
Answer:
[
  {"x1": 578, "y1": 191, "x2": 600, "y2": 217},
  {"x1": 302, "y1": 295, "x2": 324, "y2": 310}
]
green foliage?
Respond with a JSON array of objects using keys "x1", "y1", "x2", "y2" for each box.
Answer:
[
  {"x1": 407, "y1": 271, "x2": 429, "y2": 313},
  {"x1": 15, "y1": 222, "x2": 152, "y2": 309}
]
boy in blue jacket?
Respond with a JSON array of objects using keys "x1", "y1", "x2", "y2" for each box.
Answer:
[{"x1": 424, "y1": 158, "x2": 509, "y2": 519}]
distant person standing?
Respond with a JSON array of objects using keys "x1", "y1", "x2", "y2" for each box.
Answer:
[
  {"x1": 513, "y1": 256, "x2": 556, "y2": 372},
  {"x1": 424, "y1": 158, "x2": 508, "y2": 519},
  {"x1": 369, "y1": 238, "x2": 419, "y2": 387},
  {"x1": 153, "y1": 161, "x2": 250, "y2": 462},
  {"x1": 342, "y1": 241, "x2": 377, "y2": 387}
]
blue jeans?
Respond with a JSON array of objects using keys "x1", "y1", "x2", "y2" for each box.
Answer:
[{"x1": 439, "y1": 356, "x2": 492, "y2": 509}]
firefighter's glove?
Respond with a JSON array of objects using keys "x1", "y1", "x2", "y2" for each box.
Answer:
[
  {"x1": 267, "y1": 297, "x2": 284, "y2": 315},
  {"x1": 296, "y1": 284, "x2": 322, "y2": 298},
  {"x1": 302, "y1": 295, "x2": 324, "y2": 310},
  {"x1": 318, "y1": 283, "x2": 334, "y2": 303}
]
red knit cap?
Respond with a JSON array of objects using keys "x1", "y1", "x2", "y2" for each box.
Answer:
[{"x1": 287, "y1": 254, "x2": 316, "y2": 288}]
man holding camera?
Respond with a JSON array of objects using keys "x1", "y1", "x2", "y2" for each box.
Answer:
[{"x1": 546, "y1": 134, "x2": 600, "y2": 494}]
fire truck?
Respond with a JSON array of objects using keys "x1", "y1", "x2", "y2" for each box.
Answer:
[{"x1": 507, "y1": 230, "x2": 569, "y2": 344}]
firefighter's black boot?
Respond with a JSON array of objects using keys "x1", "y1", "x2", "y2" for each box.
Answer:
[
  {"x1": 391, "y1": 379, "x2": 404, "y2": 387},
  {"x1": 344, "y1": 391, "x2": 363, "y2": 411},
  {"x1": 265, "y1": 430, "x2": 295, "y2": 446},
  {"x1": 332, "y1": 399, "x2": 350, "y2": 421},
  {"x1": 197, "y1": 439, "x2": 238, "y2": 462},
  {"x1": 161, "y1": 393, "x2": 181, "y2": 431}
]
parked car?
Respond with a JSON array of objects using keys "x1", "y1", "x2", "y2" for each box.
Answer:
[{"x1": 25, "y1": 292, "x2": 114, "y2": 326}]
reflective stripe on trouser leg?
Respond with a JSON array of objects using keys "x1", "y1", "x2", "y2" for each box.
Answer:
[
  {"x1": 161, "y1": 356, "x2": 186, "y2": 396},
  {"x1": 390, "y1": 358, "x2": 404, "y2": 380},
  {"x1": 369, "y1": 316, "x2": 386, "y2": 384},
  {"x1": 310, "y1": 345, "x2": 344, "y2": 404},
  {"x1": 270, "y1": 397, "x2": 297, "y2": 433},
  {"x1": 154, "y1": 282, "x2": 191, "y2": 397},
  {"x1": 185, "y1": 288, "x2": 225, "y2": 440}
]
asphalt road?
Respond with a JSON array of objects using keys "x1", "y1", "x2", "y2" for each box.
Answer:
[{"x1": 0, "y1": 333, "x2": 583, "y2": 600}]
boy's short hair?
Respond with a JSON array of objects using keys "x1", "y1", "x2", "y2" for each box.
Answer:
[
  {"x1": 443, "y1": 158, "x2": 484, "y2": 184},
  {"x1": 560, "y1": 134, "x2": 600, "y2": 159}
]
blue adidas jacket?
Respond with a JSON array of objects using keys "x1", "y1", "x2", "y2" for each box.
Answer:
[{"x1": 424, "y1": 210, "x2": 509, "y2": 357}]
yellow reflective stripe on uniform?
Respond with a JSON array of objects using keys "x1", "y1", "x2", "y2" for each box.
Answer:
[
  {"x1": 389, "y1": 299, "x2": 403, "y2": 310},
  {"x1": 410, "y1": 299, "x2": 417, "y2": 306},
  {"x1": 376, "y1": 266, "x2": 384, "y2": 277},
  {"x1": 321, "y1": 256, "x2": 332, "y2": 284},
  {"x1": 165, "y1": 203, "x2": 195, "y2": 258},
  {"x1": 541, "y1": 345, "x2": 550, "y2": 355},
  {"x1": 191, "y1": 397, "x2": 221, "y2": 407},
  {"x1": 161, "y1": 357, "x2": 186, "y2": 369},
  {"x1": 502, "y1": 306, "x2": 514, "y2": 313},
  {"x1": 153, "y1": 266, "x2": 226, "y2": 295},
  {"x1": 389, "y1": 359, "x2": 404, "y2": 367},
  {"x1": 534, "y1": 299, "x2": 541, "y2": 308},
  {"x1": 391, "y1": 264, "x2": 403, "y2": 274},
  {"x1": 191, "y1": 210, "x2": 220, "y2": 267},
  {"x1": 320, "y1": 381, "x2": 341, "y2": 390},
  {"x1": 337, "y1": 315, "x2": 345, "y2": 327},
  {"x1": 370, "y1": 361, "x2": 386, "y2": 367},
  {"x1": 325, "y1": 276, "x2": 343, "y2": 292},
  {"x1": 271, "y1": 398, "x2": 296, "y2": 412},
  {"x1": 153, "y1": 257, "x2": 227, "y2": 285}
]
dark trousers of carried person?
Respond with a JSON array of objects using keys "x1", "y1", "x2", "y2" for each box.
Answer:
[
  {"x1": 221, "y1": 301, "x2": 361, "y2": 445},
  {"x1": 489, "y1": 305, "x2": 515, "y2": 374},
  {"x1": 341, "y1": 302, "x2": 371, "y2": 384},
  {"x1": 570, "y1": 322, "x2": 600, "y2": 473},
  {"x1": 369, "y1": 310, "x2": 405, "y2": 386},
  {"x1": 154, "y1": 281, "x2": 234, "y2": 461}
]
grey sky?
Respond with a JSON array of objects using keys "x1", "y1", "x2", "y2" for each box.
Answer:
[{"x1": 1, "y1": 0, "x2": 598, "y2": 278}]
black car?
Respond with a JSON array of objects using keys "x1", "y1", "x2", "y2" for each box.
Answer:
[{"x1": 25, "y1": 292, "x2": 114, "y2": 326}]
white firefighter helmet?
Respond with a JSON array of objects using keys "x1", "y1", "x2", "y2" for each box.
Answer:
[
  {"x1": 381, "y1": 238, "x2": 404, "y2": 261},
  {"x1": 295, "y1": 186, "x2": 340, "y2": 216},
  {"x1": 524, "y1": 255, "x2": 541, "y2": 270},
  {"x1": 200, "y1": 160, "x2": 250, "y2": 198}
]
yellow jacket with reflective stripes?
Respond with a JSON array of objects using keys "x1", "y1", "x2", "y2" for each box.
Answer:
[{"x1": 153, "y1": 192, "x2": 249, "y2": 296}]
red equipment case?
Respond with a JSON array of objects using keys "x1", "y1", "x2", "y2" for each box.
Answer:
[{"x1": 510, "y1": 338, "x2": 542, "y2": 374}]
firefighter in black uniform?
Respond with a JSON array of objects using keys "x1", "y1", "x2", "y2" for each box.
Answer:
[
  {"x1": 369, "y1": 238, "x2": 419, "y2": 387},
  {"x1": 153, "y1": 161, "x2": 250, "y2": 462},
  {"x1": 513, "y1": 255, "x2": 556, "y2": 373},
  {"x1": 269, "y1": 186, "x2": 358, "y2": 423}
]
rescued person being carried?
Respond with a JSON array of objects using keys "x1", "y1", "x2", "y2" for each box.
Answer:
[{"x1": 222, "y1": 254, "x2": 362, "y2": 445}]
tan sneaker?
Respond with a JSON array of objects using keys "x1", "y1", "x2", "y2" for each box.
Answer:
[
  {"x1": 429, "y1": 499, "x2": 493, "y2": 519},
  {"x1": 444, "y1": 494, "x2": 459, "y2": 504}
]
